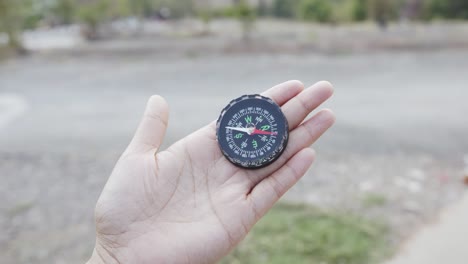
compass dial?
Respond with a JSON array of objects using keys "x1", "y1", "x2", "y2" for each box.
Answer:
[{"x1": 216, "y1": 94, "x2": 289, "y2": 169}]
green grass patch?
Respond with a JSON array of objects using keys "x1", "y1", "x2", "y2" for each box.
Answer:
[
  {"x1": 362, "y1": 193, "x2": 387, "y2": 208},
  {"x1": 222, "y1": 203, "x2": 390, "y2": 264}
]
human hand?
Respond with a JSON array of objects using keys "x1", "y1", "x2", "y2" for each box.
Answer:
[{"x1": 88, "y1": 80, "x2": 335, "y2": 264}]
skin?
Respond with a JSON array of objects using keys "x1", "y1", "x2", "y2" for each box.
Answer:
[{"x1": 87, "y1": 80, "x2": 335, "y2": 264}]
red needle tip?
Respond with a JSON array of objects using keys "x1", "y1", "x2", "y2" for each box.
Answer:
[{"x1": 251, "y1": 129, "x2": 277, "y2": 136}]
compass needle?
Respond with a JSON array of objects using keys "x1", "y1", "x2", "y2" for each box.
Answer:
[{"x1": 225, "y1": 126, "x2": 252, "y2": 134}]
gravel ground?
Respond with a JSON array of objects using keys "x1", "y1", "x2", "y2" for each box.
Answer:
[{"x1": 1, "y1": 22, "x2": 468, "y2": 263}]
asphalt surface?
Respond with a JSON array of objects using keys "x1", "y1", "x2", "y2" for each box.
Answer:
[{"x1": 1, "y1": 47, "x2": 467, "y2": 263}]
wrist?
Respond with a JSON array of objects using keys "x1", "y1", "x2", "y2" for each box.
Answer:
[
  {"x1": 87, "y1": 242, "x2": 119, "y2": 264},
  {"x1": 87, "y1": 248, "x2": 105, "y2": 264}
]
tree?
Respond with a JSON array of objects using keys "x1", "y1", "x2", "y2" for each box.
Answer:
[
  {"x1": 351, "y1": 0, "x2": 369, "y2": 21},
  {"x1": 76, "y1": 0, "x2": 112, "y2": 40},
  {"x1": 52, "y1": 0, "x2": 76, "y2": 25},
  {"x1": 298, "y1": 0, "x2": 333, "y2": 23},
  {"x1": 0, "y1": 0, "x2": 27, "y2": 53},
  {"x1": 272, "y1": 0, "x2": 300, "y2": 18},
  {"x1": 233, "y1": 0, "x2": 256, "y2": 41},
  {"x1": 368, "y1": 0, "x2": 392, "y2": 29},
  {"x1": 424, "y1": 0, "x2": 468, "y2": 20},
  {"x1": 198, "y1": 9, "x2": 213, "y2": 35}
]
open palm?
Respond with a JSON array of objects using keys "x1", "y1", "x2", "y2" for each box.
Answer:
[{"x1": 88, "y1": 81, "x2": 335, "y2": 264}]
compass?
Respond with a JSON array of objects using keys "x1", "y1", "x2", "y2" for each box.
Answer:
[{"x1": 216, "y1": 94, "x2": 289, "y2": 169}]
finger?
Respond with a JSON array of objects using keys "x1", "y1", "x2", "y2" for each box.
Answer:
[
  {"x1": 261, "y1": 80, "x2": 304, "y2": 106},
  {"x1": 281, "y1": 80, "x2": 334, "y2": 130},
  {"x1": 279, "y1": 109, "x2": 335, "y2": 168},
  {"x1": 248, "y1": 148, "x2": 315, "y2": 218},
  {"x1": 127, "y1": 95, "x2": 169, "y2": 154},
  {"x1": 208, "y1": 80, "x2": 303, "y2": 130},
  {"x1": 246, "y1": 109, "x2": 335, "y2": 187}
]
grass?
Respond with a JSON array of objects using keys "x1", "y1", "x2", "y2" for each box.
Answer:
[
  {"x1": 221, "y1": 203, "x2": 390, "y2": 264},
  {"x1": 362, "y1": 193, "x2": 387, "y2": 208}
]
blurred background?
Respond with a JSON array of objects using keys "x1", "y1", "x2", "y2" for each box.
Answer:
[{"x1": 1, "y1": 0, "x2": 467, "y2": 263}]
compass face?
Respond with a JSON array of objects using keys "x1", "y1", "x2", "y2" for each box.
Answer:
[{"x1": 216, "y1": 94, "x2": 289, "y2": 169}]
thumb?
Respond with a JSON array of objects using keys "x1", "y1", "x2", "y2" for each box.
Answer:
[{"x1": 127, "y1": 95, "x2": 169, "y2": 154}]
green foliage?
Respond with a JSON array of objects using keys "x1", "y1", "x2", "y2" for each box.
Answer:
[
  {"x1": 351, "y1": 0, "x2": 369, "y2": 21},
  {"x1": 0, "y1": 0, "x2": 41, "y2": 30},
  {"x1": 222, "y1": 203, "x2": 390, "y2": 264},
  {"x1": 362, "y1": 193, "x2": 387, "y2": 208},
  {"x1": 151, "y1": 0, "x2": 194, "y2": 18},
  {"x1": 77, "y1": 0, "x2": 111, "y2": 28},
  {"x1": 22, "y1": 12, "x2": 43, "y2": 30},
  {"x1": 129, "y1": 0, "x2": 153, "y2": 17},
  {"x1": 0, "y1": 0, "x2": 30, "y2": 50},
  {"x1": 298, "y1": 0, "x2": 333, "y2": 22},
  {"x1": 424, "y1": 0, "x2": 468, "y2": 19},
  {"x1": 331, "y1": 0, "x2": 355, "y2": 23},
  {"x1": 425, "y1": 0, "x2": 450, "y2": 19},
  {"x1": 2, "y1": 0, "x2": 468, "y2": 47},
  {"x1": 73, "y1": 0, "x2": 194, "y2": 29},
  {"x1": 198, "y1": 9, "x2": 212, "y2": 24},
  {"x1": 219, "y1": 0, "x2": 256, "y2": 40},
  {"x1": 218, "y1": 1, "x2": 255, "y2": 20},
  {"x1": 235, "y1": 0, "x2": 257, "y2": 21},
  {"x1": 75, "y1": 0, "x2": 116, "y2": 40},
  {"x1": 270, "y1": 0, "x2": 468, "y2": 22},
  {"x1": 272, "y1": 0, "x2": 300, "y2": 18},
  {"x1": 52, "y1": 0, "x2": 76, "y2": 25}
]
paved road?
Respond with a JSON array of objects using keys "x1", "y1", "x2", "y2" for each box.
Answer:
[
  {"x1": 1, "y1": 48, "x2": 467, "y2": 263},
  {"x1": 2, "y1": 50, "x2": 467, "y2": 153}
]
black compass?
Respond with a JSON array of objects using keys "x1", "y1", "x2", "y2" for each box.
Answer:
[{"x1": 216, "y1": 94, "x2": 289, "y2": 169}]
